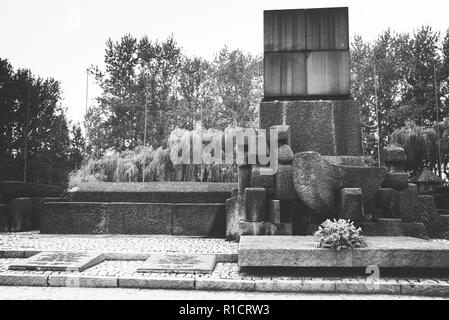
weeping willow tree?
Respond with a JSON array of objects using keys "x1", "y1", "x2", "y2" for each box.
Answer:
[
  {"x1": 390, "y1": 120, "x2": 439, "y2": 176},
  {"x1": 68, "y1": 127, "x2": 240, "y2": 188}
]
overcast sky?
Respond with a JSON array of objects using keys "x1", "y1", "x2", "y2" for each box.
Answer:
[{"x1": 1, "y1": 0, "x2": 449, "y2": 123}]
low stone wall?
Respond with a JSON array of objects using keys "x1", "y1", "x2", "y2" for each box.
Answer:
[
  {"x1": 41, "y1": 202, "x2": 226, "y2": 237},
  {"x1": 0, "y1": 181, "x2": 63, "y2": 204},
  {"x1": 68, "y1": 182, "x2": 237, "y2": 204},
  {"x1": 0, "y1": 181, "x2": 65, "y2": 233}
]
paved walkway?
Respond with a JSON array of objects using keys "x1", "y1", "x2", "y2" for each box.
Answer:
[
  {"x1": 0, "y1": 233, "x2": 449, "y2": 298},
  {"x1": 0, "y1": 286, "x2": 445, "y2": 300}
]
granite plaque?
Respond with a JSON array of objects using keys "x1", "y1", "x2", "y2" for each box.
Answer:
[
  {"x1": 137, "y1": 253, "x2": 216, "y2": 274},
  {"x1": 8, "y1": 252, "x2": 104, "y2": 272}
]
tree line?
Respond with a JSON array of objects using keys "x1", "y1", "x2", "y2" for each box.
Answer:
[
  {"x1": 0, "y1": 59, "x2": 84, "y2": 185},
  {"x1": 85, "y1": 34, "x2": 263, "y2": 158},
  {"x1": 351, "y1": 26, "x2": 449, "y2": 176},
  {"x1": 2, "y1": 26, "x2": 449, "y2": 186}
]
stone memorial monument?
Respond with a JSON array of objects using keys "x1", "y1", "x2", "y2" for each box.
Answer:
[
  {"x1": 260, "y1": 7, "x2": 362, "y2": 156},
  {"x1": 226, "y1": 7, "x2": 440, "y2": 241}
]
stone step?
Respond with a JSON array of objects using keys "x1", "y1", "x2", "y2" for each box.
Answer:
[
  {"x1": 238, "y1": 236, "x2": 449, "y2": 268},
  {"x1": 41, "y1": 202, "x2": 226, "y2": 237},
  {"x1": 68, "y1": 182, "x2": 236, "y2": 204}
]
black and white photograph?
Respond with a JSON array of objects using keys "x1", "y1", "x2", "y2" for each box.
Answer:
[{"x1": 1, "y1": 0, "x2": 449, "y2": 307}]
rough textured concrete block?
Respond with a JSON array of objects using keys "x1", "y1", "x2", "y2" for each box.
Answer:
[
  {"x1": 108, "y1": 203, "x2": 173, "y2": 235},
  {"x1": 41, "y1": 202, "x2": 108, "y2": 234},
  {"x1": 0, "y1": 204, "x2": 8, "y2": 232},
  {"x1": 382, "y1": 172, "x2": 409, "y2": 190},
  {"x1": 0, "y1": 181, "x2": 63, "y2": 204},
  {"x1": 270, "y1": 125, "x2": 291, "y2": 145},
  {"x1": 8, "y1": 198, "x2": 33, "y2": 232},
  {"x1": 32, "y1": 197, "x2": 67, "y2": 230},
  {"x1": 245, "y1": 188, "x2": 266, "y2": 222},
  {"x1": 383, "y1": 145, "x2": 407, "y2": 163},
  {"x1": 277, "y1": 100, "x2": 362, "y2": 156},
  {"x1": 275, "y1": 165, "x2": 296, "y2": 200},
  {"x1": 226, "y1": 197, "x2": 239, "y2": 241},
  {"x1": 285, "y1": 100, "x2": 335, "y2": 155},
  {"x1": 250, "y1": 167, "x2": 275, "y2": 190},
  {"x1": 239, "y1": 236, "x2": 449, "y2": 268},
  {"x1": 238, "y1": 221, "x2": 292, "y2": 236},
  {"x1": 338, "y1": 188, "x2": 364, "y2": 221},
  {"x1": 360, "y1": 218, "x2": 404, "y2": 236},
  {"x1": 375, "y1": 188, "x2": 395, "y2": 218},
  {"x1": 261, "y1": 100, "x2": 363, "y2": 156},
  {"x1": 417, "y1": 195, "x2": 435, "y2": 211},
  {"x1": 433, "y1": 193, "x2": 449, "y2": 210},
  {"x1": 392, "y1": 184, "x2": 418, "y2": 220},
  {"x1": 377, "y1": 218, "x2": 404, "y2": 235},
  {"x1": 259, "y1": 102, "x2": 283, "y2": 132},
  {"x1": 238, "y1": 221, "x2": 266, "y2": 236},
  {"x1": 68, "y1": 182, "x2": 236, "y2": 203},
  {"x1": 273, "y1": 222, "x2": 293, "y2": 235},
  {"x1": 266, "y1": 199, "x2": 280, "y2": 223},
  {"x1": 173, "y1": 204, "x2": 226, "y2": 237},
  {"x1": 278, "y1": 144, "x2": 294, "y2": 164},
  {"x1": 293, "y1": 151, "x2": 387, "y2": 218},
  {"x1": 322, "y1": 155, "x2": 366, "y2": 166},
  {"x1": 401, "y1": 222, "x2": 429, "y2": 239},
  {"x1": 238, "y1": 165, "x2": 252, "y2": 195}
]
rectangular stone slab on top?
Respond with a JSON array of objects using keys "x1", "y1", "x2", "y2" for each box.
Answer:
[
  {"x1": 263, "y1": 7, "x2": 350, "y2": 98},
  {"x1": 238, "y1": 236, "x2": 449, "y2": 268},
  {"x1": 8, "y1": 251, "x2": 104, "y2": 272}
]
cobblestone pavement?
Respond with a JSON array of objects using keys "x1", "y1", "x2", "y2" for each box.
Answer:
[
  {"x1": 1, "y1": 233, "x2": 449, "y2": 297},
  {"x1": 0, "y1": 232, "x2": 238, "y2": 254},
  {"x1": 0, "y1": 286, "x2": 445, "y2": 300}
]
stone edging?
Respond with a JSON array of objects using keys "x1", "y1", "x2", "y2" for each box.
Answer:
[{"x1": 0, "y1": 272, "x2": 448, "y2": 297}]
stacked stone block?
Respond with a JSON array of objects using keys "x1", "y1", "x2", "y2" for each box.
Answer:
[
  {"x1": 361, "y1": 145, "x2": 430, "y2": 238},
  {"x1": 338, "y1": 188, "x2": 364, "y2": 221},
  {"x1": 226, "y1": 126, "x2": 295, "y2": 240},
  {"x1": 381, "y1": 145, "x2": 409, "y2": 191}
]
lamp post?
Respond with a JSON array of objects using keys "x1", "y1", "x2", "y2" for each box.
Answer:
[
  {"x1": 374, "y1": 63, "x2": 381, "y2": 167},
  {"x1": 434, "y1": 64, "x2": 442, "y2": 180},
  {"x1": 23, "y1": 69, "x2": 31, "y2": 183},
  {"x1": 84, "y1": 68, "x2": 90, "y2": 156}
]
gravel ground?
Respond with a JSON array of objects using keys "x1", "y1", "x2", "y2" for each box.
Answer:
[{"x1": 0, "y1": 233, "x2": 238, "y2": 254}]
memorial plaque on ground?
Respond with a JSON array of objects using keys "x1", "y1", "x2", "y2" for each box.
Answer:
[
  {"x1": 8, "y1": 252, "x2": 104, "y2": 272},
  {"x1": 136, "y1": 253, "x2": 217, "y2": 274}
]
